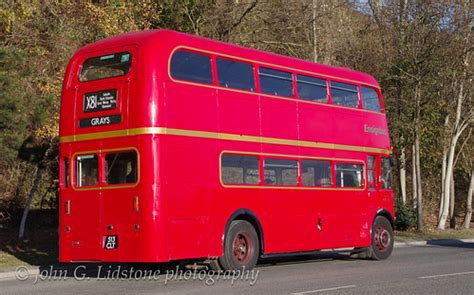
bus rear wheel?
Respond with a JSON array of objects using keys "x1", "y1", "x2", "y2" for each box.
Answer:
[
  {"x1": 219, "y1": 220, "x2": 259, "y2": 271},
  {"x1": 369, "y1": 216, "x2": 394, "y2": 260}
]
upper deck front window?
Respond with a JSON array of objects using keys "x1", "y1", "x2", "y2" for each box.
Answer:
[{"x1": 79, "y1": 52, "x2": 131, "y2": 82}]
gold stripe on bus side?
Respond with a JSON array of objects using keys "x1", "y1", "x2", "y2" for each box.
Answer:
[{"x1": 60, "y1": 127, "x2": 391, "y2": 155}]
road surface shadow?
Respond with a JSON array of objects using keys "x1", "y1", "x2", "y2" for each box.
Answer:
[
  {"x1": 426, "y1": 239, "x2": 474, "y2": 249},
  {"x1": 258, "y1": 251, "x2": 356, "y2": 268}
]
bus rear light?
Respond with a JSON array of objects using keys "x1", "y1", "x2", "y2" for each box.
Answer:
[
  {"x1": 65, "y1": 200, "x2": 71, "y2": 215},
  {"x1": 133, "y1": 196, "x2": 139, "y2": 212}
]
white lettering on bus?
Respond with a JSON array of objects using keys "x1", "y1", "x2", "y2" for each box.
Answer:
[
  {"x1": 364, "y1": 124, "x2": 387, "y2": 136},
  {"x1": 91, "y1": 117, "x2": 111, "y2": 126}
]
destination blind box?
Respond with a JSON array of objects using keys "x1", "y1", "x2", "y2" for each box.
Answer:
[{"x1": 84, "y1": 89, "x2": 117, "y2": 112}]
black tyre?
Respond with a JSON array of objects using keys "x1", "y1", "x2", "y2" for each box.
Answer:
[
  {"x1": 369, "y1": 216, "x2": 394, "y2": 260},
  {"x1": 218, "y1": 220, "x2": 259, "y2": 271}
]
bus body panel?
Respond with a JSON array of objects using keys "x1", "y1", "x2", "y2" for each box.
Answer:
[{"x1": 59, "y1": 30, "x2": 394, "y2": 263}]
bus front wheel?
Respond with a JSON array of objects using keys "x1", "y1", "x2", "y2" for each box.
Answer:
[
  {"x1": 369, "y1": 216, "x2": 394, "y2": 260},
  {"x1": 219, "y1": 220, "x2": 259, "y2": 271}
]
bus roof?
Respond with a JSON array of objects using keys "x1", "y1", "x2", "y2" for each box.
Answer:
[{"x1": 75, "y1": 30, "x2": 380, "y2": 88}]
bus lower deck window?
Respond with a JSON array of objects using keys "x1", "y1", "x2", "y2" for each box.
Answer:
[
  {"x1": 302, "y1": 160, "x2": 332, "y2": 187},
  {"x1": 264, "y1": 158, "x2": 298, "y2": 186},
  {"x1": 335, "y1": 163, "x2": 364, "y2": 188},
  {"x1": 105, "y1": 151, "x2": 138, "y2": 185},
  {"x1": 76, "y1": 155, "x2": 98, "y2": 187},
  {"x1": 381, "y1": 157, "x2": 392, "y2": 189},
  {"x1": 221, "y1": 154, "x2": 260, "y2": 185}
]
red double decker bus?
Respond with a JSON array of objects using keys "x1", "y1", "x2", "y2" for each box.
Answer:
[{"x1": 59, "y1": 30, "x2": 394, "y2": 270}]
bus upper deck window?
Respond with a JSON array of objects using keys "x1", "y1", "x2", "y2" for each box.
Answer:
[
  {"x1": 297, "y1": 75, "x2": 328, "y2": 103},
  {"x1": 216, "y1": 58, "x2": 255, "y2": 91},
  {"x1": 170, "y1": 50, "x2": 213, "y2": 84},
  {"x1": 79, "y1": 52, "x2": 131, "y2": 82},
  {"x1": 105, "y1": 151, "x2": 138, "y2": 185},
  {"x1": 76, "y1": 155, "x2": 98, "y2": 187},
  {"x1": 330, "y1": 81, "x2": 359, "y2": 108},
  {"x1": 259, "y1": 67, "x2": 293, "y2": 97},
  {"x1": 361, "y1": 87, "x2": 382, "y2": 112}
]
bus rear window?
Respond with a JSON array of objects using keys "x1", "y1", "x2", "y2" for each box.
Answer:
[
  {"x1": 76, "y1": 155, "x2": 98, "y2": 187},
  {"x1": 79, "y1": 52, "x2": 131, "y2": 82},
  {"x1": 105, "y1": 151, "x2": 138, "y2": 185}
]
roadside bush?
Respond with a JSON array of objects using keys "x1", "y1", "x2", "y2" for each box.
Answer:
[{"x1": 395, "y1": 201, "x2": 417, "y2": 230}]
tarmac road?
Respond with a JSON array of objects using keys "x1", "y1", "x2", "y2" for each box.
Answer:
[{"x1": 1, "y1": 240, "x2": 473, "y2": 294}]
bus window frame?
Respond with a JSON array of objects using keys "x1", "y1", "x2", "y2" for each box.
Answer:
[
  {"x1": 74, "y1": 154, "x2": 99, "y2": 188},
  {"x1": 77, "y1": 49, "x2": 135, "y2": 84},
  {"x1": 220, "y1": 153, "x2": 261, "y2": 186},
  {"x1": 360, "y1": 86, "x2": 383, "y2": 113},
  {"x1": 329, "y1": 80, "x2": 360, "y2": 109},
  {"x1": 104, "y1": 150, "x2": 140, "y2": 186},
  {"x1": 71, "y1": 147, "x2": 140, "y2": 191},
  {"x1": 169, "y1": 49, "x2": 214, "y2": 85},
  {"x1": 334, "y1": 161, "x2": 366, "y2": 189},
  {"x1": 295, "y1": 74, "x2": 329, "y2": 103},
  {"x1": 262, "y1": 156, "x2": 300, "y2": 187},
  {"x1": 215, "y1": 56, "x2": 256, "y2": 92}
]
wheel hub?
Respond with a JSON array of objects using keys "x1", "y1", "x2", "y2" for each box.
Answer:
[
  {"x1": 233, "y1": 232, "x2": 252, "y2": 263},
  {"x1": 375, "y1": 226, "x2": 390, "y2": 251}
]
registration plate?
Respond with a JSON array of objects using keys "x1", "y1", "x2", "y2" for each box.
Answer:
[{"x1": 104, "y1": 235, "x2": 118, "y2": 250}]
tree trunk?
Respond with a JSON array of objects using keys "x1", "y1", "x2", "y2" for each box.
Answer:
[
  {"x1": 399, "y1": 147, "x2": 407, "y2": 204},
  {"x1": 415, "y1": 134, "x2": 423, "y2": 231},
  {"x1": 413, "y1": 83, "x2": 423, "y2": 231},
  {"x1": 438, "y1": 137, "x2": 458, "y2": 230},
  {"x1": 412, "y1": 144, "x2": 417, "y2": 209},
  {"x1": 19, "y1": 166, "x2": 43, "y2": 240},
  {"x1": 439, "y1": 116, "x2": 449, "y2": 220},
  {"x1": 312, "y1": 0, "x2": 319, "y2": 63},
  {"x1": 438, "y1": 70, "x2": 466, "y2": 229},
  {"x1": 462, "y1": 166, "x2": 473, "y2": 229},
  {"x1": 449, "y1": 172, "x2": 456, "y2": 229}
]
